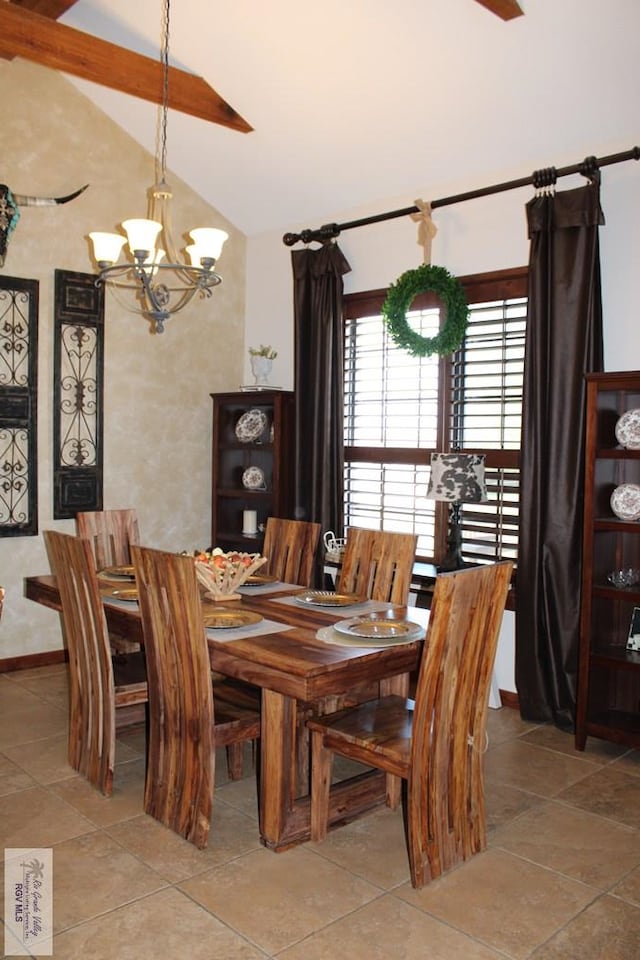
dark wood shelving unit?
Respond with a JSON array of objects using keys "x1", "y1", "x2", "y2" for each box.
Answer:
[
  {"x1": 576, "y1": 371, "x2": 640, "y2": 751},
  {"x1": 210, "y1": 390, "x2": 295, "y2": 554}
]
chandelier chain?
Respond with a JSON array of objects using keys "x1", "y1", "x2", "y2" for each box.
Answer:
[{"x1": 159, "y1": 0, "x2": 171, "y2": 183}]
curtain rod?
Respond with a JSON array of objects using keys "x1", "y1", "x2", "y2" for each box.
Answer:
[{"x1": 282, "y1": 145, "x2": 640, "y2": 247}]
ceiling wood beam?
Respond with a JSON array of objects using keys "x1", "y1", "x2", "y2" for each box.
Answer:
[
  {"x1": 473, "y1": 0, "x2": 524, "y2": 20},
  {"x1": 9, "y1": 1, "x2": 79, "y2": 17},
  {"x1": 0, "y1": 3, "x2": 253, "y2": 132}
]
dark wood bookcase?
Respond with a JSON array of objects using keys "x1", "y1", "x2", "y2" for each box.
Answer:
[
  {"x1": 210, "y1": 390, "x2": 295, "y2": 554},
  {"x1": 576, "y1": 371, "x2": 640, "y2": 750}
]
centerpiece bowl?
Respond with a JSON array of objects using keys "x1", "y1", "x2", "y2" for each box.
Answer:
[{"x1": 193, "y1": 548, "x2": 267, "y2": 602}]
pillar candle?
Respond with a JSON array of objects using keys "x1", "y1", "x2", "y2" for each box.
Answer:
[{"x1": 242, "y1": 509, "x2": 258, "y2": 535}]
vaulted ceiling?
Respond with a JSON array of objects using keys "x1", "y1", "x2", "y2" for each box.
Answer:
[{"x1": 3, "y1": 0, "x2": 638, "y2": 236}]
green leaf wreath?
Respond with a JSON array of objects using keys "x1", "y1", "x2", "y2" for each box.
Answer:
[{"x1": 382, "y1": 264, "x2": 469, "y2": 357}]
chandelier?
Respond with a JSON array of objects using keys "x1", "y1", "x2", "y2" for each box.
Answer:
[{"x1": 89, "y1": 0, "x2": 228, "y2": 334}]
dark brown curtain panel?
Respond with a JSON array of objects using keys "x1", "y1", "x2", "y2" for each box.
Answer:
[
  {"x1": 515, "y1": 184, "x2": 604, "y2": 730},
  {"x1": 291, "y1": 243, "x2": 351, "y2": 571}
]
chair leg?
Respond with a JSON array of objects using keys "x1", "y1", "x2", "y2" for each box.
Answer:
[
  {"x1": 386, "y1": 773, "x2": 402, "y2": 809},
  {"x1": 310, "y1": 729, "x2": 333, "y2": 841},
  {"x1": 405, "y1": 781, "x2": 435, "y2": 889},
  {"x1": 226, "y1": 742, "x2": 245, "y2": 780}
]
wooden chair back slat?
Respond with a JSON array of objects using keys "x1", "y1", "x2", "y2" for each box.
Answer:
[
  {"x1": 44, "y1": 530, "x2": 117, "y2": 795},
  {"x1": 76, "y1": 509, "x2": 140, "y2": 569},
  {"x1": 337, "y1": 528, "x2": 417, "y2": 604},
  {"x1": 409, "y1": 562, "x2": 512, "y2": 882},
  {"x1": 262, "y1": 517, "x2": 321, "y2": 586},
  {"x1": 132, "y1": 545, "x2": 214, "y2": 849}
]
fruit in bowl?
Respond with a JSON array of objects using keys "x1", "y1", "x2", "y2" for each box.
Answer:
[{"x1": 193, "y1": 548, "x2": 267, "y2": 602}]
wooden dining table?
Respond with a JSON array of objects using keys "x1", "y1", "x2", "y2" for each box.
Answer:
[{"x1": 24, "y1": 574, "x2": 427, "y2": 851}]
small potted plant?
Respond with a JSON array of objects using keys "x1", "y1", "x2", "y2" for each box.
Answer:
[{"x1": 249, "y1": 344, "x2": 277, "y2": 386}]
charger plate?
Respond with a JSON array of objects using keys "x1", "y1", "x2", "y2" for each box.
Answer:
[
  {"x1": 334, "y1": 616, "x2": 424, "y2": 641},
  {"x1": 98, "y1": 565, "x2": 135, "y2": 581},
  {"x1": 204, "y1": 609, "x2": 263, "y2": 629},
  {"x1": 244, "y1": 573, "x2": 279, "y2": 586},
  {"x1": 109, "y1": 587, "x2": 138, "y2": 602},
  {"x1": 317, "y1": 625, "x2": 422, "y2": 648},
  {"x1": 295, "y1": 590, "x2": 364, "y2": 607}
]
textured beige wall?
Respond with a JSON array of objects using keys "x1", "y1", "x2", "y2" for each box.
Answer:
[{"x1": 0, "y1": 60, "x2": 246, "y2": 659}]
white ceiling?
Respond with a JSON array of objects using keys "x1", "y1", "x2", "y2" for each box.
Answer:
[{"x1": 60, "y1": 0, "x2": 639, "y2": 238}]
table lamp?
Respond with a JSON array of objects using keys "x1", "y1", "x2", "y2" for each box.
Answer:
[{"x1": 427, "y1": 452, "x2": 487, "y2": 571}]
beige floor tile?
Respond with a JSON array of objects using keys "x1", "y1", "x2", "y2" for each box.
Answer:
[
  {"x1": 529, "y1": 894, "x2": 640, "y2": 960},
  {"x1": 52, "y1": 831, "x2": 167, "y2": 933},
  {"x1": 610, "y1": 749, "x2": 640, "y2": 778},
  {"x1": 277, "y1": 894, "x2": 507, "y2": 960},
  {"x1": 491, "y1": 799, "x2": 640, "y2": 888},
  {"x1": 558, "y1": 766, "x2": 640, "y2": 830},
  {"x1": 521, "y1": 723, "x2": 627, "y2": 764},
  {"x1": 7, "y1": 671, "x2": 70, "y2": 710},
  {"x1": 0, "y1": 697, "x2": 68, "y2": 749},
  {"x1": 215, "y1": 771, "x2": 260, "y2": 820},
  {"x1": 114, "y1": 724, "x2": 147, "y2": 758},
  {"x1": 3, "y1": 734, "x2": 77, "y2": 784},
  {"x1": 398, "y1": 848, "x2": 597, "y2": 960},
  {"x1": 484, "y1": 739, "x2": 595, "y2": 797},
  {"x1": 180, "y1": 845, "x2": 379, "y2": 954},
  {"x1": 0, "y1": 752, "x2": 37, "y2": 796},
  {"x1": 309, "y1": 805, "x2": 411, "y2": 889},
  {"x1": 0, "y1": 786, "x2": 94, "y2": 848},
  {"x1": 106, "y1": 804, "x2": 261, "y2": 883},
  {"x1": 52, "y1": 886, "x2": 266, "y2": 960},
  {"x1": 486, "y1": 707, "x2": 540, "y2": 746},
  {"x1": 50, "y1": 758, "x2": 146, "y2": 827},
  {"x1": 612, "y1": 865, "x2": 640, "y2": 907},
  {"x1": 485, "y1": 779, "x2": 544, "y2": 834}
]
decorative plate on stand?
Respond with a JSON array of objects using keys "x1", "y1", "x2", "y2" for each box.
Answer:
[
  {"x1": 615, "y1": 408, "x2": 640, "y2": 449},
  {"x1": 242, "y1": 465, "x2": 266, "y2": 489},
  {"x1": 610, "y1": 483, "x2": 640, "y2": 521},
  {"x1": 235, "y1": 408, "x2": 268, "y2": 443}
]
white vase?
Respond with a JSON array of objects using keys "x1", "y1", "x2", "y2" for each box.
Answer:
[{"x1": 251, "y1": 356, "x2": 273, "y2": 386}]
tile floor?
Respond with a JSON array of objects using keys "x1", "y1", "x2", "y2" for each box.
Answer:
[{"x1": 1, "y1": 663, "x2": 640, "y2": 959}]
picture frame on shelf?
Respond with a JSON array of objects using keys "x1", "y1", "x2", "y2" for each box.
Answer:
[{"x1": 627, "y1": 606, "x2": 640, "y2": 652}]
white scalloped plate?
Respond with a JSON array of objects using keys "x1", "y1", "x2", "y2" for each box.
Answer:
[
  {"x1": 615, "y1": 408, "x2": 640, "y2": 450},
  {"x1": 235, "y1": 409, "x2": 268, "y2": 443},
  {"x1": 610, "y1": 483, "x2": 640, "y2": 521}
]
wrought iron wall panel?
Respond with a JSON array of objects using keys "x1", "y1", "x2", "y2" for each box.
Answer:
[
  {"x1": 53, "y1": 270, "x2": 104, "y2": 519},
  {"x1": 0, "y1": 276, "x2": 39, "y2": 536}
]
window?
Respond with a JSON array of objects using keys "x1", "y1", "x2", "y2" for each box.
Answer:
[{"x1": 343, "y1": 268, "x2": 527, "y2": 565}]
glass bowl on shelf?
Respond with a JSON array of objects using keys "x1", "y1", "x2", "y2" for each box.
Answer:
[
  {"x1": 193, "y1": 549, "x2": 267, "y2": 601},
  {"x1": 607, "y1": 568, "x2": 640, "y2": 589}
]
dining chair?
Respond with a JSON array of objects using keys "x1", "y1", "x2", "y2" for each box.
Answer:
[
  {"x1": 308, "y1": 561, "x2": 513, "y2": 888},
  {"x1": 337, "y1": 527, "x2": 418, "y2": 605},
  {"x1": 262, "y1": 517, "x2": 321, "y2": 586},
  {"x1": 131, "y1": 544, "x2": 261, "y2": 849},
  {"x1": 43, "y1": 530, "x2": 148, "y2": 797},
  {"x1": 75, "y1": 508, "x2": 140, "y2": 570},
  {"x1": 76, "y1": 508, "x2": 141, "y2": 654}
]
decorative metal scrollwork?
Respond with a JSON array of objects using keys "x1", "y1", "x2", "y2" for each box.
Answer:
[
  {"x1": 0, "y1": 278, "x2": 39, "y2": 536},
  {"x1": 53, "y1": 270, "x2": 104, "y2": 519}
]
